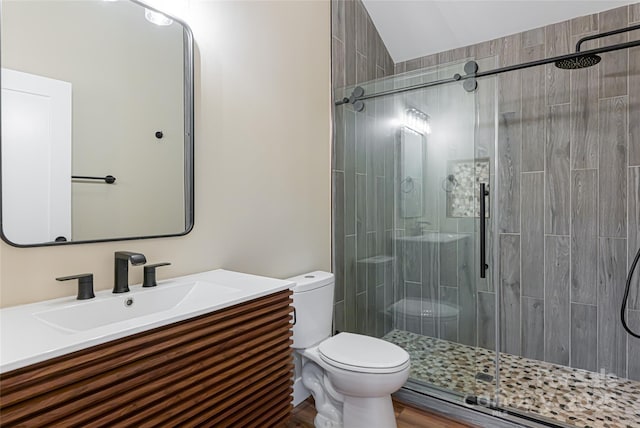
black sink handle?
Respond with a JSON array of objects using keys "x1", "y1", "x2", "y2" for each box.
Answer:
[
  {"x1": 142, "y1": 263, "x2": 171, "y2": 288},
  {"x1": 56, "y1": 273, "x2": 95, "y2": 300}
]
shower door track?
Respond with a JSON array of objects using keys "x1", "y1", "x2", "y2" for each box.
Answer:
[
  {"x1": 396, "y1": 385, "x2": 573, "y2": 428},
  {"x1": 335, "y1": 27, "x2": 640, "y2": 106}
]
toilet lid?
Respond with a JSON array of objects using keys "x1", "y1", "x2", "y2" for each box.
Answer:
[{"x1": 318, "y1": 333, "x2": 410, "y2": 373}]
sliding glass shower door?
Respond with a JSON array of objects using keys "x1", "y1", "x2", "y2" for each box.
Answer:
[
  {"x1": 333, "y1": 37, "x2": 640, "y2": 428},
  {"x1": 332, "y1": 58, "x2": 499, "y2": 406}
]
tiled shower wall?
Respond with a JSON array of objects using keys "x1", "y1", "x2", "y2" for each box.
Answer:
[
  {"x1": 394, "y1": 4, "x2": 640, "y2": 380},
  {"x1": 331, "y1": 0, "x2": 395, "y2": 336}
]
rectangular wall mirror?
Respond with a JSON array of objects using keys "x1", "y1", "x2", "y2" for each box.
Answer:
[
  {"x1": 0, "y1": 0, "x2": 194, "y2": 247},
  {"x1": 399, "y1": 127, "x2": 424, "y2": 219}
]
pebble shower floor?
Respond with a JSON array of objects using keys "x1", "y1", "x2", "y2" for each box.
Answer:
[{"x1": 383, "y1": 330, "x2": 640, "y2": 428}]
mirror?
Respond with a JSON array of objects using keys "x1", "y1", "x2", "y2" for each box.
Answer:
[
  {"x1": 399, "y1": 127, "x2": 424, "y2": 218},
  {"x1": 0, "y1": 0, "x2": 193, "y2": 246}
]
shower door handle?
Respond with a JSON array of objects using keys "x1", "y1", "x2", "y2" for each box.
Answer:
[{"x1": 479, "y1": 183, "x2": 489, "y2": 279}]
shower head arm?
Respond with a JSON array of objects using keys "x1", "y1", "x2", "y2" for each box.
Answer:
[{"x1": 575, "y1": 23, "x2": 640, "y2": 52}]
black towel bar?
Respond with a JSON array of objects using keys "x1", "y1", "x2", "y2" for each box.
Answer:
[{"x1": 71, "y1": 175, "x2": 116, "y2": 184}]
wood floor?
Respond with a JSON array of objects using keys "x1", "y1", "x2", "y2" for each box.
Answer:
[{"x1": 286, "y1": 398, "x2": 475, "y2": 428}]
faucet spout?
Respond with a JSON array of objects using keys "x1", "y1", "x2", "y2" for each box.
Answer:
[{"x1": 114, "y1": 251, "x2": 147, "y2": 293}]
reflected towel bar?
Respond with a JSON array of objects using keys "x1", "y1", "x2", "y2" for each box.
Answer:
[{"x1": 71, "y1": 175, "x2": 116, "y2": 184}]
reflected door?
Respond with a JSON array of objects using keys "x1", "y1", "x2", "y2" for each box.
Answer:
[{"x1": 1, "y1": 68, "x2": 72, "y2": 244}]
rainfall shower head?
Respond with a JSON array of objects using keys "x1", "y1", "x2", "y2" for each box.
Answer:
[
  {"x1": 555, "y1": 24, "x2": 640, "y2": 70},
  {"x1": 554, "y1": 54, "x2": 601, "y2": 70}
]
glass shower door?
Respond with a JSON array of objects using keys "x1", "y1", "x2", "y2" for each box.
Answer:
[{"x1": 332, "y1": 58, "x2": 499, "y2": 408}]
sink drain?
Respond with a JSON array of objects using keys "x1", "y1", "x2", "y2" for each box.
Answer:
[{"x1": 124, "y1": 297, "x2": 134, "y2": 307}]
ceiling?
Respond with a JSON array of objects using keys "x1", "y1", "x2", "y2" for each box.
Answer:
[{"x1": 362, "y1": 0, "x2": 632, "y2": 63}]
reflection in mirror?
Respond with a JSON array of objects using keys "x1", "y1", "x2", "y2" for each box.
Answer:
[
  {"x1": 1, "y1": 0, "x2": 193, "y2": 246},
  {"x1": 399, "y1": 127, "x2": 424, "y2": 219}
]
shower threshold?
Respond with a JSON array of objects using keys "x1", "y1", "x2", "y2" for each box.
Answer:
[
  {"x1": 396, "y1": 382, "x2": 571, "y2": 428},
  {"x1": 384, "y1": 330, "x2": 640, "y2": 428}
]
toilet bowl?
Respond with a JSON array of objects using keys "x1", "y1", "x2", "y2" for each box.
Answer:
[{"x1": 289, "y1": 272, "x2": 410, "y2": 428}]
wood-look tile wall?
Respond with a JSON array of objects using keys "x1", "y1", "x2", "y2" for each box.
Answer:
[
  {"x1": 394, "y1": 4, "x2": 640, "y2": 380},
  {"x1": 331, "y1": 0, "x2": 395, "y2": 336}
]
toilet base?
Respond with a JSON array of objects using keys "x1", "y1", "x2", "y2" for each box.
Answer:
[
  {"x1": 302, "y1": 361, "x2": 344, "y2": 428},
  {"x1": 343, "y1": 395, "x2": 396, "y2": 428},
  {"x1": 302, "y1": 360, "x2": 398, "y2": 428}
]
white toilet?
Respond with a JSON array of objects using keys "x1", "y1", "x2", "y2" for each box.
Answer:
[{"x1": 289, "y1": 271, "x2": 410, "y2": 428}]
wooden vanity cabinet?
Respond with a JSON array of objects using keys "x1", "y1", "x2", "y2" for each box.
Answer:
[{"x1": 0, "y1": 290, "x2": 294, "y2": 427}]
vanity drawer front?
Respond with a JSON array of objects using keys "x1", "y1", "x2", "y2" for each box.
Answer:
[{"x1": 0, "y1": 290, "x2": 294, "y2": 427}]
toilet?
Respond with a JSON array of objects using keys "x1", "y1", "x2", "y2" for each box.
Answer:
[{"x1": 289, "y1": 271, "x2": 410, "y2": 428}]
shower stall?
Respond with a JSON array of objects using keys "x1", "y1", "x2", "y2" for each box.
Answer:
[{"x1": 331, "y1": 13, "x2": 640, "y2": 428}]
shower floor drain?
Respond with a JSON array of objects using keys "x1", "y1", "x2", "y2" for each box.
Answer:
[{"x1": 475, "y1": 372, "x2": 494, "y2": 382}]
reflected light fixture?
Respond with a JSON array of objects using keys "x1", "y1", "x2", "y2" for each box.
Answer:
[
  {"x1": 402, "y1": 108, "x2": 431, "y2": 135},
  {"x1": 145, "y1": 8, "x2": 173, "y2": 26}
]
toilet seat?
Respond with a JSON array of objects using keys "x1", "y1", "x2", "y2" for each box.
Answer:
[{"x1": 318, "y1": 333, "x2": 410, "y2": 374}]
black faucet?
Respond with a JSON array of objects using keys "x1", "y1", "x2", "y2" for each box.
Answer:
[
  {"x1": 56, "y1": 273, "x2": 95, "y2": 300},
  {"x1": 114, "y1": 251, "x2": 147, "y2": 293}
]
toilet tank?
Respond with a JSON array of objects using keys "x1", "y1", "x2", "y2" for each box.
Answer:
[{"x1": 287, "y1": 271, "x2": 334, "y2": 349}]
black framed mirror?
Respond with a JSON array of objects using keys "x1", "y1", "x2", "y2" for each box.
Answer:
[{"x1": 0, "y1": 0, "x2": 194, "y2": 247}]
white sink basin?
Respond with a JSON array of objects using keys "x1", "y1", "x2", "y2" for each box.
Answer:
[
  {"x1": 34, "y1": 280, "x2": 240, "y2": 333},
  {"x1": 1, "y1": 269, "x2": 295, "y2": 373}
]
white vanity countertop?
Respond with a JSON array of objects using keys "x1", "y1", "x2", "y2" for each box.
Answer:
[{"x1": 0, "y1": 269, "x2": 294, "y2": 373}]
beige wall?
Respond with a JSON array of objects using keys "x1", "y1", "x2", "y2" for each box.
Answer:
[{"x1": 0, "y1": 0, "x2": 332, "y2": 307}]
